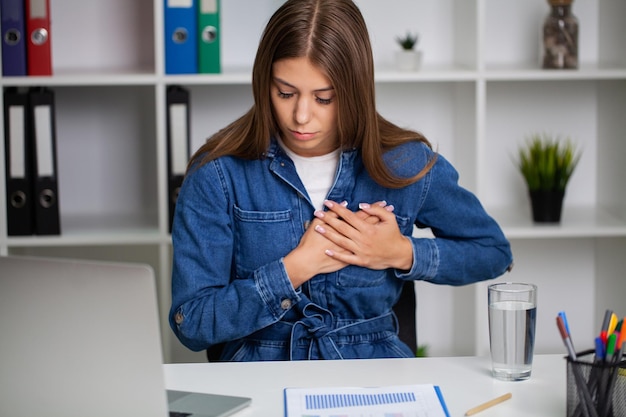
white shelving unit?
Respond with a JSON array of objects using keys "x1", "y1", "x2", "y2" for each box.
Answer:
[{"x1": 1, "y1": 0, "x2": 624, "y2": 363}]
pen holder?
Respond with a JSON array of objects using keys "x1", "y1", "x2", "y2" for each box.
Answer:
[{"x1": 566, "y1": 349, "x2": 626, "y2": 417}]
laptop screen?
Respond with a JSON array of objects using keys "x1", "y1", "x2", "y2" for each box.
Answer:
[{"x1": 0, "y1": 255, "x2": 170, "y2": 417}]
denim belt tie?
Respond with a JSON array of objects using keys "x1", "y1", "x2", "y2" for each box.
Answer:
[{"x1": 288, "y1": 301, "x2": 395, "y2": 360}]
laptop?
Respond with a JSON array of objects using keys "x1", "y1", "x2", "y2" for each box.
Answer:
[{"x1": 0, "y1": 255, "x2": 251, "y2": 417}]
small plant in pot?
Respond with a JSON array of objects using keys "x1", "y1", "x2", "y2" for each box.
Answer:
[
  {"x1": 396, "y1": 31, "x2": 419, "y2": 51},
  {"x1": 395, "y1": 31, "x2": 421, "y2": 71},
  {"x1": 516, "y1": 133, "x2": 581, "y2": 223}
]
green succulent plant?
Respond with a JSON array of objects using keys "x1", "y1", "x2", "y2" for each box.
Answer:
[
  {"x1": 517, "y1": 133, "x2": 581, "y2": 192},
  {"x1": 416, "y1": 344, "x2": 429, "y2": 358},
  {"x1": 396, "y1": 31, "x2": 419, "y2": 50}
]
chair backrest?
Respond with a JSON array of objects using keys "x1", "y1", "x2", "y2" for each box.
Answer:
[{"x1": 393, "y1": 280, "x2": 418, "y2": 355}]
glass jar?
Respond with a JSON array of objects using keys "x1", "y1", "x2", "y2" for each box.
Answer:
[{"x1": 542, "y1": 0, "x2": 578, "y2": 69}]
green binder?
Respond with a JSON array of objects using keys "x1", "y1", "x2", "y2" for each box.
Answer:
[{"x1": 198, "y1": 0, "x2": 220, "y2": 73}]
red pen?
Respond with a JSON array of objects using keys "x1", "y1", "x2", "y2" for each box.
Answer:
[
  {"x1": 557, "y1": 316, "x2": 577, "y2": 360},
  {"x1": 600, "y1": 309, "x2": 613, "y2": 346}
]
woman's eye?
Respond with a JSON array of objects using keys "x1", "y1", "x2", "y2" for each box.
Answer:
[
  {"x1": 316, "y1": 97, "x2": 333, "y2": 105},
  {"x1": 276, "y1": 90, "x2": 333, "y2": 105}
]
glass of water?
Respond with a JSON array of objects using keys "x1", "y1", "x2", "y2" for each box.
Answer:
[{"x1": 488, "y1": 282, "x2": 537, "y2": 381}]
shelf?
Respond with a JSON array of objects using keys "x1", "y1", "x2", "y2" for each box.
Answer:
[
  {"x1": 374, "y1": 65, "x2": 477, "y2": 82},
  {"x1": 2, "y1": 214, "x2": 165, "y2": 247},
  {"x1": 1, "y1": 74, "x2": 158, "y2": 87},
  {"x1": 490, "y1": 206, "x2": 626, "y2": 239},
  {"x1": 163, "y1": 68, "x2": 253, "y2": 85},
  {"x1": 4, "y1": 66, "x2": 624, "y2": 88},
  {"x1": 482, "y1": 65, "x2": 626, "y2": 81}
]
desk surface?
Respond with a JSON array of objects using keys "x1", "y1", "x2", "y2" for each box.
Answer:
[{"x1": 164, "y1": 354, "x2": 566, "y2": 416}]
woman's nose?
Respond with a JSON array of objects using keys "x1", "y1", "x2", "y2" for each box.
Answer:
[{"x1": 294, "y1": 98, "x2": 312, "y2": 125}]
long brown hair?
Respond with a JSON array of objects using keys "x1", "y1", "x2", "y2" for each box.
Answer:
[{"x1": 190, "y1": 0, "x2": 435, "y2": 188}]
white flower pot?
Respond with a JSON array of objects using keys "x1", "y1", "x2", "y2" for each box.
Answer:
[{"x1": 395, "y1": 50, "x2": 422, "y2": 71}]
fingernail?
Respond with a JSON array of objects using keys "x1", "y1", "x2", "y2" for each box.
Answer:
[
  {"x1": 358, "y1": 203, "x2": 370, "y2": 209},
  {"x1": 325, "y1": 249, "x2": 334, "y2": 256},
  {"x1": 313, "y1": 210, "x2": 325, "y2": 218},
  {"x1": 377, "y1": 201, "x2": 387, "y2": 207},
  {"x1": 315, "y1": 225, "x2": 326, "y2": 233},
  {"x1": 324, "y1": 200, "x2": 334, "y2": 208},
  {"x1": 385, "y1": 205, "x2": 395, "y2": 212},
  {"x1": 340, "y1": 200, "x2": 348, "y2": 207}
]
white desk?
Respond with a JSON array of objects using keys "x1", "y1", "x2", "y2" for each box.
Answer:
[{"x1": 164, "y1": 354, "x2": 566, "y2": 416}]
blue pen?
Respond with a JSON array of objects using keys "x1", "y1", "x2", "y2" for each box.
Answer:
[
  {"x1": 599, "y1": 333, "x2": 619, "y2": 417},
  {"x1": 559, "y1": 311, "x2": 571, "y2": 335},
  {"x1": 594, "y1": 337, "x2": 605, "y2": 362},
  {"x1": 591, "y1": 337, "x2": 605, "y2": 391},
  {"x1": 559, "y1": 311, "x2": 577, "y2": 354}
]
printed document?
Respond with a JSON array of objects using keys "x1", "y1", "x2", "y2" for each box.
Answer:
[{"x1": 284, "y1": 384, "x2": 450, "y2": 417}]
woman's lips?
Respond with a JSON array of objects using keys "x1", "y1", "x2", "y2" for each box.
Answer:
[{"x1": 290, "y1": 130, "x2": 317, "y2": 141}]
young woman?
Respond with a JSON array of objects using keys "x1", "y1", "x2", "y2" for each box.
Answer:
[{"x1": 170, "y1": 0, "x2": 513, "y2": 361}]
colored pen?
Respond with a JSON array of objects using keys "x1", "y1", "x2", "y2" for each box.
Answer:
[
  {"x1": 600, "y1": 309, "x2": 613, "y2": 345},
  {"x1": 559, "y1": 311, "x2": 571, "y2": 334},
  {"x1": 587, "y1": 337, "x2": 605, "y2": 405},
  {"x1": 597, "y1": 333, "x2": 617, "y2": 410},
  {"x1": 607, "y1": 313, "x2": 618, "y2": 336},
  {"x1": 557, "y1": 315, "x2": 577, "y2": 360},
  {"x1": 605, "y1": 333, "x2": 617, "y2": 363},
  {"x1": 600, "y1": 334, "x2": 623, "y2": 417},
  {"x1": 594, "y1": 336, "x2": 605, "y2": 361}
]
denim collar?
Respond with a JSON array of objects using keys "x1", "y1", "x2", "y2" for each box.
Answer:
[{"x1": 265, "y1": 135, "x2": 358, "y2": 164}]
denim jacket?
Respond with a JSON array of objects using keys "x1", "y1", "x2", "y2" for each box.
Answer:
[{"x1": 170, "y1": 138, "x2": 513, "y2": 361}]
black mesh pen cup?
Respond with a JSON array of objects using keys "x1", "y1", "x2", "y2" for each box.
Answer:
[{"x1": 565, "y1": 349, "x2": 626, "y2": 417}]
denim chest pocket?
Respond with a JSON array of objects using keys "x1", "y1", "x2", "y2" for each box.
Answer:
[
  {"x1": 395, "y1": 213, "x2": 412, "y2": 235},
  {"x1": 336, "y1": 265, "x2": 388, "y2": 287},
  {"x1": 233, "y1": 205, "x2": 298, "y2": 275}
]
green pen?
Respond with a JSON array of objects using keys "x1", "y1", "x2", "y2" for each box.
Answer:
[
  {"x1": 605, "y1": 333, "x2": 617, "y2": 363},
  {"x1": 600, "y1": 332, "x2": 621, "y2": 417}
]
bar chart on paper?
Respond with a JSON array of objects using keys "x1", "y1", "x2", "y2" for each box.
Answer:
[{"x1": 284, "y1": 384, "x2": 450, "y2": 417}]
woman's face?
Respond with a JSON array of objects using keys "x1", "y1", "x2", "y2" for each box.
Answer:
[{"x1": 270, "y1": 57, "x2": 339, "y2": 157}]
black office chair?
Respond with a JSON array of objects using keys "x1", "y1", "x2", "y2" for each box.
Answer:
[
  {"x1": 392, "y1": 280, "x2": 418, "y2": 355},
  {"x1": 206, "y1": 280, "x2": 417, "y2": 361},
  {"x1": 206, "y1": 342, "x2": 225, "y2": 362}
]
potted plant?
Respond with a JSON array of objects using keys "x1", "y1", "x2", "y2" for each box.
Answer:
[
  {"x1": 395, "y1": 31, "x2": 421, "y2": 71},
  {"x1": 516, "y1": 133, "x2": 582, "y2": 222}
]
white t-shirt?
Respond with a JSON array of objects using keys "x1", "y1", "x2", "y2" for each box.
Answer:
[{"x1": 277, "y1": 137, "x2": 340, "y2": 211}]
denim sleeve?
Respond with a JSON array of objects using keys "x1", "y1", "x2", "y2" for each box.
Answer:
[
  {"x1": 169, "y1": 162, "x2": 300, "y2": 352},
  {"x1": 397, "y1": 152, "x2": 513, "y2": 286}
]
